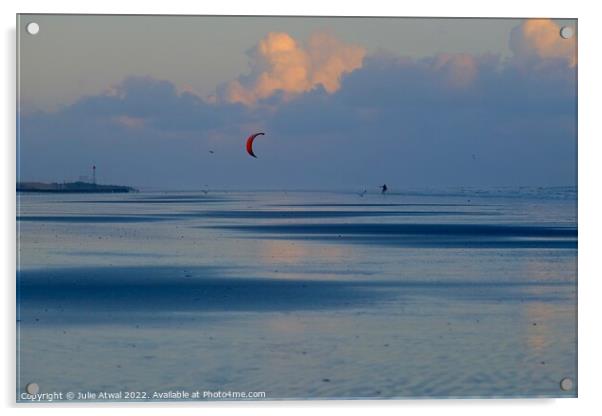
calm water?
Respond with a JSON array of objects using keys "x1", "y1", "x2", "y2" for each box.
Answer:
[{"x1": 16, "y1": 188, "x2": 577, "y2": 400}]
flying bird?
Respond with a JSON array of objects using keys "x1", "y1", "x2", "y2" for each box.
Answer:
[{"x1": 246, "y1": 132, "x2": 265, "y2": 158}]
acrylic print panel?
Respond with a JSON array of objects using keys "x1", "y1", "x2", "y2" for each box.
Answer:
[{"x1": 16, "y1": 14, "x2": 577, "y2": 402}]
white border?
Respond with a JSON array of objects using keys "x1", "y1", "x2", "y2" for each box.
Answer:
[{"x1": 3, "y1": 1, "x2": 601, "y2": 415}]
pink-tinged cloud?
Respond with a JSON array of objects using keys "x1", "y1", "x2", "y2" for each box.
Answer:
[
  {"x1": 113, "y1": 115, "x2": 145, "y2": 129},
  {"x1": 227, "y1": 32, "x2": 365, "y2": 105},
  {"x1": 510, "y1": 19, "x2": 576, "y2": 67},
  {"x1": 433, "y1": 53, "x2": 479, "y2": 88}
]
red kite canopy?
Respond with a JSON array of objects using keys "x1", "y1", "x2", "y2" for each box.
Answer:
[{"x1": 246, "y1": 132, "x2": 265, "y2": 158}]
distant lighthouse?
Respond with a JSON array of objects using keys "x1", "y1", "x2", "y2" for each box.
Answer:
[{"x1": 92, "y1": 165, "x2": 96, "y2": 185}]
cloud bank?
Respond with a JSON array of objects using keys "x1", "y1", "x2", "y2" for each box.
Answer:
[{"x1": 18, "y1": 20, "x2": 577, "y2": 189}]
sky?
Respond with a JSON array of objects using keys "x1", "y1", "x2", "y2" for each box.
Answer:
[{"x1": 17, "y1": 15, "x2": 577, "y2": 190}]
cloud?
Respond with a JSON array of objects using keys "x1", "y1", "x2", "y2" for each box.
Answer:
[
  {"x1": 65, "y1": 75, "x2": 250, "y2": 134},
  {"x1": 433, "y1": 53, "x2": 479, "y2": 88},
  {"x1": 113, "y1": 115, "x2": 145, "y2": 129},
  {"x1": 226, "y1": 32, "x2": 365, "y2": 105},
  {"x1": 510, "y1": 19, "x2": 577, "y2": 67}
]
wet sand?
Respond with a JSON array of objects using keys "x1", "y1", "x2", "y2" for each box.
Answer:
[{"x1": 17, "y1": 188, "x2": 577, "y2": 400}]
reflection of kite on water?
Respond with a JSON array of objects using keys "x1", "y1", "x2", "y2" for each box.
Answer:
[{"x1": 246, "y1": 132, "x2": 265, "y2": 158}]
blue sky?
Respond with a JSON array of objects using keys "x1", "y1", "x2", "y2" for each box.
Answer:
[{"x1": 18, "y1": 16, "x2": 577, "y2": 189}]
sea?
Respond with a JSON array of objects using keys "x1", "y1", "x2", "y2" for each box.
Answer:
[{"x1": 16, "y1": 187, "x2": 577, "y2": 400}]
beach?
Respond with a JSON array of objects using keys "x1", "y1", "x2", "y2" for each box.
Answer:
[{"x1": 16, "y1": 188, "x2": 577, "y2": 400}]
